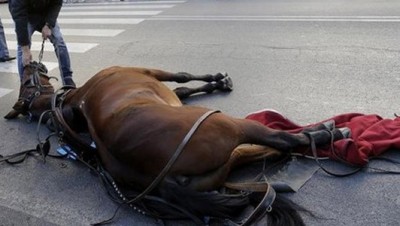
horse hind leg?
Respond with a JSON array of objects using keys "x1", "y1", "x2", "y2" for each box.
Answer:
[
  {"x1": 234, "y1": 118, "x2": 348, "y2": 154},
  {"x1": 171, "y1": 145, "x2": 281, "y2": 192}
]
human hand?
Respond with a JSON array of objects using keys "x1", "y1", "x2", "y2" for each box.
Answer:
[
  {"x1": 21, "y1": 45, "x2": 32, "y2": 66},
  {"x1": 42, "y1": 24, "x2": 52, "y2": 40}
]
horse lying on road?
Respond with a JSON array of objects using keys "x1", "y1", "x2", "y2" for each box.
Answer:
[{"x1": 5, "y1": 62, "x2": 349, "y2": 226}]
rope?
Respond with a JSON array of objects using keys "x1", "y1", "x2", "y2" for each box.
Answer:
[{"x1": 38, "y1": 39, "x2": 45, "y2": 64}]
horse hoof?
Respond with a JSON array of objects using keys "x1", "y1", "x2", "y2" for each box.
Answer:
[
  {"x1": 322, "y1": 120, "x2": 335, "y2": 131},
  {"x1": 217, "y1": 76, "x2": 233, "y2": 92},
  {"x1": 215, "y1": 72, "x2": 228, "y2": 81},
  {"x1": 339, "y1": 127, "x2": 351, "y2": 138}
]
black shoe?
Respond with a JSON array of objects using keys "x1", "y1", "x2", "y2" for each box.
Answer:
[
  {"x1": 64, "y1": 77, "x2": 76, "y2": 88},
  {"x1": 0, "y1": 56, "x2": 16, "y2": 62}
]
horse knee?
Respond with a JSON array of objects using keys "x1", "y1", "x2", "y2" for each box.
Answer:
[
  {"x1": 173, "y1": 87, "x2": 192, "y2": 99},
  {"x1": 175, "y1": 72, "x2": 192, "y2": 83}
]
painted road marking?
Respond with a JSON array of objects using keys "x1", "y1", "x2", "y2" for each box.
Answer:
[
  {"x1": 4, "y1": 28, "x2": 124, "y2": 37},
  {"x1": 149, "y1": 15, "x2": 400, "y2": 22},
  {"x1": 0, "y1": 88, "x2": 13, "y2": 98},
  {"x1": 61, "y1": 4, "x2": 175, "y2": 12},
  {"x1": 4, "y1": 15, "x2": 400, "y2": 23},
  {"x1": 60, "y1": 10, "x2": 162, "y2": 16},
  {"x1": 7, "y1": 41, "x2": 98, "y2": 53},
  {"x1": 62, "y1": 4, "x2": 175, "y2": 10},
  {"x1": 0, "y1": 61, "x2": 58, "y2": 74},
  {"x1": 2, "y1": 18, "x2": 144, "y2": 25},
  {"x1": 63, "y1": 1, "x2": 185, "y2": 6},
  {"x1": 58, "y1": 18, "x2": 145, "y2": 25}
]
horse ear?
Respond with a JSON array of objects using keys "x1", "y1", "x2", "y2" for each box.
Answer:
[{"x1": 4, "y1": 101, "x2": 24, "y2": 119}]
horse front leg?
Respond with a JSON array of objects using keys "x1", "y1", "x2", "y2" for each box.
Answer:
[
  {"x1": 160, "y1": 72, "x2": 233, "y2": 99},
  {"x1": 140, "y1": 68, "x2": 233, "y2": 99},
  {"x1": 173, "y1": 78, "x2": 233, "y2": 99},
  {"x1": 141, "y1": 68, "x2": 228, "y2": 83}
]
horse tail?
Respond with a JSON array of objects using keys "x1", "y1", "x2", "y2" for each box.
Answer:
[
  {"x1": 156, "y1": 180, "x2": 307, "y2": 226},
  {"x1": 261, "y1": 194, "x2": 308, "y2": 226}
]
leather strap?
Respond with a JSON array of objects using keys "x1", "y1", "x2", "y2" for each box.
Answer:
[
  {"x1": 241, "y1": 180, "x2": 276, "y2": 226},
  {"x1": 127, "y1": 110, "x2": 220, "y2": 204},
  {"x1": 52, "y1": 90, "x2": 97, "y2": 156},
  {"x1": 224, "y1": 177, "x2": 276, "y2": 226},
  {"x1": 304, "y1": 131, "x2": 362, "y2": 177}
]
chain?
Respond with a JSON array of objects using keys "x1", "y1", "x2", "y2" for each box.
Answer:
[{"x1": 38, "y1": 39, "x2": 45, "y2": 63}]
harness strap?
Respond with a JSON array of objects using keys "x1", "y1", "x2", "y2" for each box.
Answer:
[
  {"x1": 0, "y1": 149, "x2": 38, "y2": 165},
  {"x1": 304, "y1": 131, "x2": 363, "y2": 177},
  {"x1": 224, "y1": 178, "x2": 276, "y2": 226},
  {"x1": 225, "y1": 181, "x2": 271, "y2": 192},
  {"x1": 89, "y1": 110, "x2": 219, "y2": 225},
  {"x1": 52, "y1": 90, "x2": 97, "y2": 157},
  {"x1": 127, "y1": 110, "x2": 220, "y2": 204},
  {"x1": 241, "y1": 179, "x2": 276, "y2": 226}
]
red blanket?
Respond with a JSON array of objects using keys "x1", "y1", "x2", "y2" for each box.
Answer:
[{"x1": 246, "y1": 109, "x2": 400, "y2": 166}]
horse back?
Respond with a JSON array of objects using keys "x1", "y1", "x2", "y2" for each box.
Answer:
[{"x1": 78, "y1": 66, "x2": 182, "y2": 108}]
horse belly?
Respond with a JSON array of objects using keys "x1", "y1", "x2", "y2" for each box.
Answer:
[{"x1": 97, "y1": 105, "x2": 237, "y2": 177}]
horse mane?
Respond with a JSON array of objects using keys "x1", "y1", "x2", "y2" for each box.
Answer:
[{"x1": 156, "y1": 180, "x2": 307, "y2": 226}]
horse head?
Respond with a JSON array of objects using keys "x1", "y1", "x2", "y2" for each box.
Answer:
[{"x1": 4, "y1": 62, "x2": 55, "y2": 121}]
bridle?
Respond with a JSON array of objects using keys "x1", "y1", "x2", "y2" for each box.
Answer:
[{"x1": 18, "y1": 62, "x2": 55, "y2": 121}]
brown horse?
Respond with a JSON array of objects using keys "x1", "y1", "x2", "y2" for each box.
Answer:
[{"x1": 5, "y1": 62, "x2": 348, "y2": 226}]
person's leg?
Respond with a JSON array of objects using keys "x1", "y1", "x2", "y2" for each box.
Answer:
[
  {"x1": 0, "y1": 18, "x2": 15, "y2": 61},
  {"x1": 49, "y1": 23, "x2": 75, "y2": 87},
  {"x1": 17, "y1": 23, "x2": 35, "y2": 81}
]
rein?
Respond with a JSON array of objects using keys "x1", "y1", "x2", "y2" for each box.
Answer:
[{"x1": 304, "y1": 131, "x2": 363, "y2": 177}]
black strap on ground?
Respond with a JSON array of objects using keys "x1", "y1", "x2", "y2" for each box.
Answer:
[
  {"x1": 304, "y1": 131, "x2": 363, "y2": 177},
  {"x1": 304, "y1": 131, "x2": 400, "y2": 176},
  {"x1": 0, "y1": 148, "x2": 38, "y2": 165}
]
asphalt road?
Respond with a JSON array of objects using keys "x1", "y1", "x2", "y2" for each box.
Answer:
[{"x1": 1, "y1": 0, "x2": 400, "y2": 225}]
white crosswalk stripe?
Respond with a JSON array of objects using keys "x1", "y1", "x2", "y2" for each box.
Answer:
[
  {"x1": 59, "y1": 10, "x2": 162, "y2": 16},
  {"x1": 59, "y1": 18, "x2": 146, "y2": 24},
  {"x1": 63, "y1": 1, "x2": 185, "y2": 6},
  {"x1": 61, "y1": 4, "x2": 176, "y2": 10},
  {"x1": 0, "y1": 0, "x2": 186, "y2": 82},
  {"x1": 0, "y1": 88, "x2": 13, "y2": 98},
  {"x1": 2, "y1": 18, "x2": 145, "y2": 25},
  {"x1": 0, "y1": 61, "x2": 58, "y2": 74},
  {"x1": 4, "y1": 28, "x2": 125, "y2": 37},
  {"x1": 7, "y1": 41, "x2": 98, "y2": 53}
]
